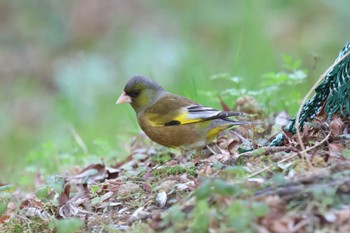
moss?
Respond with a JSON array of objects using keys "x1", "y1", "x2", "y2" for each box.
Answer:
[
  {"x1": 1, "y1": 217, "x2": 53, "y2": 233},
  {"x1": 152, "y1": 166, "x2": 188, "y2": 177},
  {"x1": 187, "y1": 167, "x2": 197, "y2": 177},
  {"x1": 151, "y1": 152, "x2": 173, "y2": 164},
  {"x1": 0, "y1": 222, "x2": 23, "y2": 233}
]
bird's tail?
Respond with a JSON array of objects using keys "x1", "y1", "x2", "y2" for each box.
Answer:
[
  {"x1": 218, "y1": 111, "x2": 260, "y2": 126},
  {"x1": 227, "y1": 120, "x2": 260, "y2": 125}
]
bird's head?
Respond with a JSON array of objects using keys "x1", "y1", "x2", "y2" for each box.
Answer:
[{"x1": 116, "y1": 76, "x2": 166, "y2": 113}]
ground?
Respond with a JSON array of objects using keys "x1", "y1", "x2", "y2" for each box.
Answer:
[{"x1": 1, "y1": 112, "x2": 350, "y2": 233}]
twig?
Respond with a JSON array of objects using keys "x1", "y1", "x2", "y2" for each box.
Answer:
[
  {"x1": 255, "y1": 169, "x2": 350, "y2": 200},
  {"x1": 240, "y1": 132, "x2": 331, "y2": 181},
  {"x1": 290, "y1": 217, "x2": 313, "y2": 233},
  {"x1": 238, "y1": 146, "x2": 297, "y2": 158},
  {"x1": 69, "y1": 124, "x2": 88, "y2": 153}
]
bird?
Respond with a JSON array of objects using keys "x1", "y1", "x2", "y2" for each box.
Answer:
[{"x1": 116, "y1": 75, "x2": 251, "y2": 151}]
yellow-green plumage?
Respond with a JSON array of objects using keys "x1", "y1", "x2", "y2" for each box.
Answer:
[{"x1": 116, "y1": 76, "x2": 250, "y2": 150}]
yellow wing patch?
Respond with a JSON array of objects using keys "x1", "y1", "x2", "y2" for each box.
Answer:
[
  {"x1": 173, "y1": 111, "x2": 204, "y2": 124},
  {"x1": 145, "y1": 109, "x2": 205, "y2": 127}
]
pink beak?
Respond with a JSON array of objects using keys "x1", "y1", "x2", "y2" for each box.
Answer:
[{"x1": 116, "y1": 92, "x2": 132, "y2": 104}]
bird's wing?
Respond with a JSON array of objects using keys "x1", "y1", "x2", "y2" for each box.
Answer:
[{"x1": 143, "y1": 94, "x2": 246, "y2": 127}]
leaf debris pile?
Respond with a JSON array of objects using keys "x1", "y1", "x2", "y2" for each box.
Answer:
[{"x1": 1, "y1": 113, "x2": 350, "y2": 232}]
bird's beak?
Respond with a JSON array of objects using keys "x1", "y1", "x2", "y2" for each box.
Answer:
[{"x1": 116, "y1": 92, "x2": 132, "y2": 104}]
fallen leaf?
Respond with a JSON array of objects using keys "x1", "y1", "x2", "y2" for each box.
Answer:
[{"x1": 329, "y1": 116, "x2": 344, "y2": 137}]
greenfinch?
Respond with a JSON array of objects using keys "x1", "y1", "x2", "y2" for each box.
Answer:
[{"x1": 116, "y1": 76, "x2": 251, "y2": 150}]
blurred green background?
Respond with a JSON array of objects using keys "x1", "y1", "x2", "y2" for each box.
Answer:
[{"x1": 0, "y1": 0, "x2": 348, "y2": 185}]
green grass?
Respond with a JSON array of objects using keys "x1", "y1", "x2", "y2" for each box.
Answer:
[{"x1": 0, "y1": 0, "x2": 349, "y2": 184}]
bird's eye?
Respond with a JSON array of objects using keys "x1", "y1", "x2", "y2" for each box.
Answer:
[{"x1": 129, "y1": 90, "x2": 140, "y2": 98}]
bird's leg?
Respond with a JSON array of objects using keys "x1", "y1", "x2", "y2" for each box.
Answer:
[
  {"x1": 179, "y1": 147, "x2": 215, "y2": 162},
  {"x1": 176, "y1": 149, "x2": 193, "y2": 163},
  {"x1": 206, "y1": 145, "x2": 217, "y2": 155},
  {"x1": 194, "y1": 146, "x2": 215, "y2": 160},
  {"x1": 179, "y1": 148, "x2": 187, "y2": 157}
]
